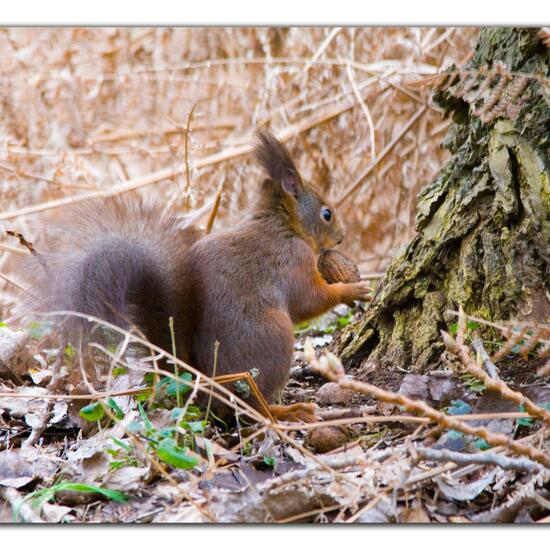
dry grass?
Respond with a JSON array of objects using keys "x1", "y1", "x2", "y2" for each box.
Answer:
[{"x1": 0, "y1": 27, "x2": 478, "y2": 319}]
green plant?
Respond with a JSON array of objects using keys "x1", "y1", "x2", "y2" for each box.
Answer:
[
  {"x1": 107, "y1": 438, "x2": 140, "y2": 470},
  {"x1": 444, "y1": 399, "x2": 472, "y2": 416},
  {"x1": 459, "y1": 373, "x2": 485, "y2": 394},
  {"x1": 262, "y1": 455, "x2": 276, "y2": 468},
  {"x1": 516, "y1": 403, "x2": 550, "y2": 428},
  {"x1": 135, "y1": 402, "x2": 200, "y2": 470},
  {"x1": 78, "y1": 399, "x2": 125, "y2": 423},
  {"x1": 449, "y1": 320, "x2": 480, "y2": 338},
  {"x1": 14, "y1": 482, "x2": 128, "y2": 522}
]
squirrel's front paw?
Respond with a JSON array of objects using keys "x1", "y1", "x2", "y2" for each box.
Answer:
[{"x1": 343, "y1": 281, "x2": 372, "y2": 305}]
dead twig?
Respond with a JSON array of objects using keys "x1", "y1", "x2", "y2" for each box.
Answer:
[
  {"x1": 183, "y1": 103, "x2": 197, "y2": 210},
  {"x1": 415, "y1": 446, "x2": 542, "y2": 474},
  {"x1": 205, "y1": 182, "x2": 224, "y2": 235},
  {"x1": 305, "y1": 340, "x2": 550, "y2": 470},
  {"x1": 345, "y1": 63, "x2": 376, "y2": 161},
  {"x1": 443, "y1": 308, "x2": 550, "y2": 428},
  {"x1": 0, "y1": 271, "x2": 35, "y2": 297},
  {"x1": 0, "y1": 243, "x2": 29, "y2": 256},
  {"x1": 471, "y1": 338, "x2": 500, "y2": 380}
]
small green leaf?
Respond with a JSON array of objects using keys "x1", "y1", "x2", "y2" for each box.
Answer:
[
  {"x1": 155, "y1": 373, "x2": 193, "y2": 398},
  {"x1": 182, "y1": 420, "x2": 206, "y2": 433},
  {"x1": 469, "y1": 382, "x2": 486, "y2": 393},
  {"x1": 159, "y1": 427, "x2": 177, "y2": 438},
  {"x1": 170, "y1": 407, "x2": 186, "y2": 420},
  {"x1": 53, "y1": 483, "x2": 129, "y2": 503},
  {"x1": 447, "y1": 430, "x2": 464, "y2": 441},
  {"x1": 111, "y1": 437, "x2": 131, "y2": 452},
  {"x1": 446, "y1": 400, "x2": 472, "y2": 416},
  {"x1": 143, "y1": 372, "x2": 155, "y2": 385},
  {"x1": 106, "y1": 398, "x2": 124, "y2": 420},
  {"x1": 13, "y1": 481, "x2": 129, "y2": 521},
  {"x1": 449, "y1": 321, "x2": 479, "y2": 337},
  {"x1": 242, "y1": 442, "x2": 253, "y2": 456},
  {"x1": 135, "y1": 389, "x2": 152, "y2": 402},
  {"x1": 156, "y1": 438, "x2": 198, "y2": 469},
  {"x1": 336, "y1": 311, "x2": 352, "y2": 328},
  {"x1": 137, "y1": 402, "x2": 154, "y2": 433},
  {"x1": 64, "y1": 343, "x2": 76, "y2": 359},
  {"x1": 185, "y1": 406, "x2": 202, "y2": 419},
  {"x1": 0, "y1": 321, "x2": 7, "y2": 328},
  {"x1": 473, "y1": 438, "x2": 490, "y2": 450},
  {"x1": 166, "y1": 373, "x2": 193, "y2": 397},
  {"x1": 263, "y1": 456, "x2": 276, "y2": 468},
  {"x1": 112, "y1": 366, "x2": 127, "y2": 377},
  {"x1": 79, "y1": 402, "x2": 105, "y2": 422}
]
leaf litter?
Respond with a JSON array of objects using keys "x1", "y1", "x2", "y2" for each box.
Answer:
[{"x1": 0, "y1": 304, "x2": 549, "y2": 523}]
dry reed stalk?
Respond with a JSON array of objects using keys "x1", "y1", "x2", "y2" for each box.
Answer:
[
  {"x1": 0, "y1": 89, "x2": 362, "y2": 221},
  {"x1": 0, "y1": 243, "x2": 28, "y2": 256},
  {"x1": 183, "y1": 103, "x2": 197, "y2": 209},
  {"x1": 0, "y1": 271, "x2": 34, "y2": 296},
  {"x1": 0, "y1": 28, "x2": 478, "y2": 322},
  {"x1": 336, "y1": 104, "x2": 428, "y2": 206}
]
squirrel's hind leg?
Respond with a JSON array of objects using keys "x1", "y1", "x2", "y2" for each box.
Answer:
[{"x1": 213, "y1": 371, "x2": 320, "y2": 423}]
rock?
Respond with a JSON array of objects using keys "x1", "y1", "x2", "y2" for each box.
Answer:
[
  {"x1": 316, "y1": 381, "x2": 354, "y2": 405},
  {"x1": 398, "y1": 374, "x2": 430, "y2": 402},
  {"x1": 307, "y1": 426, "x2": 348, "y2": 453}
]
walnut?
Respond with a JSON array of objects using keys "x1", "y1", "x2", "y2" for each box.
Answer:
[
  {"x1": 307, "y1": 426, "x2": 349, "y2": 453},
  {"x1": 317, "y1": 249, "x2": 361, "y2": 284}
]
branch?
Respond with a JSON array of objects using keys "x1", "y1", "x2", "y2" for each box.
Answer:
[
  {"x1": 305, "y1": 340, "x2": 550, "y2": 470},
  {"x1": 415, "y1": 446, "x2": 542, "y2": 474}
]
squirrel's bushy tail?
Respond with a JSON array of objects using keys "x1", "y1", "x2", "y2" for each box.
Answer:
[{"x1": 17, "y1": 195, "x2": 201, "y2": 348}]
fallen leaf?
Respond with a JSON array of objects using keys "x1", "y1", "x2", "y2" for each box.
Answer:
[
  {"x1": 41, "y1": 502, "x2": 73, "y2": 523},
  {"x1": 436, "y1": 469, "x2": 496, "y2": 501},
  {"x1": 402, "y1": 498, "x2": 430, "y2": 523},
  {"x1": 0, "y1": 448, "x2": 58, "y2": 488}
]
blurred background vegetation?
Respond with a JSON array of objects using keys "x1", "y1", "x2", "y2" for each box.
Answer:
[{"x1": 0, "y1": 27, "x2": 478, "y2": 318}]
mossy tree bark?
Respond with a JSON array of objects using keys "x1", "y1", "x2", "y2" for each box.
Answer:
[{"x1": 339, "y1": 28, "x2": 550, "y2": 372}]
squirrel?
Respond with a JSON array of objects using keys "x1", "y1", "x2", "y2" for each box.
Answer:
[{"x1": 19, "y1": 130, "x2": 371, "y2": 417}]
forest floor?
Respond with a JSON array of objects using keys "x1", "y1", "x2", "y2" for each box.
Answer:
[{"x1": 1, "y1": 303, "x2": 550, "y2": 523}]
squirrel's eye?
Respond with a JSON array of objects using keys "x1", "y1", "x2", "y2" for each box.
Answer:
[{"x1": 321, "y1": 208, "x2": 332, "y2": 222}]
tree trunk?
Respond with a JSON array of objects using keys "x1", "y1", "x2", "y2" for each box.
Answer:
[{"x1": 339, "y1": 28, "x2": 550, "y2": 372}]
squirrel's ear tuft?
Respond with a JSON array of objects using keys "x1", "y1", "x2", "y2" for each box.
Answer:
[{"x1": 254, "y1": 129, "x2": 302, "y2": 198}]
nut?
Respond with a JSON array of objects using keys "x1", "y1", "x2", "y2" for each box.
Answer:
[
  {"x1": 307, "y1": 426, "x2": 349, "y2": 453},
  {"x1": 316, "y1": 382, "x2": 354, "y2": 405},
  {"x1": 317, "y1": 249, "x2": 360, "y2": 284}
]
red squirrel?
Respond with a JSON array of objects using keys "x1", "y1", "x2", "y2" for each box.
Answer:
[{"x1": 21, "y1": 130, "x2": 371, "y2": 415}]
